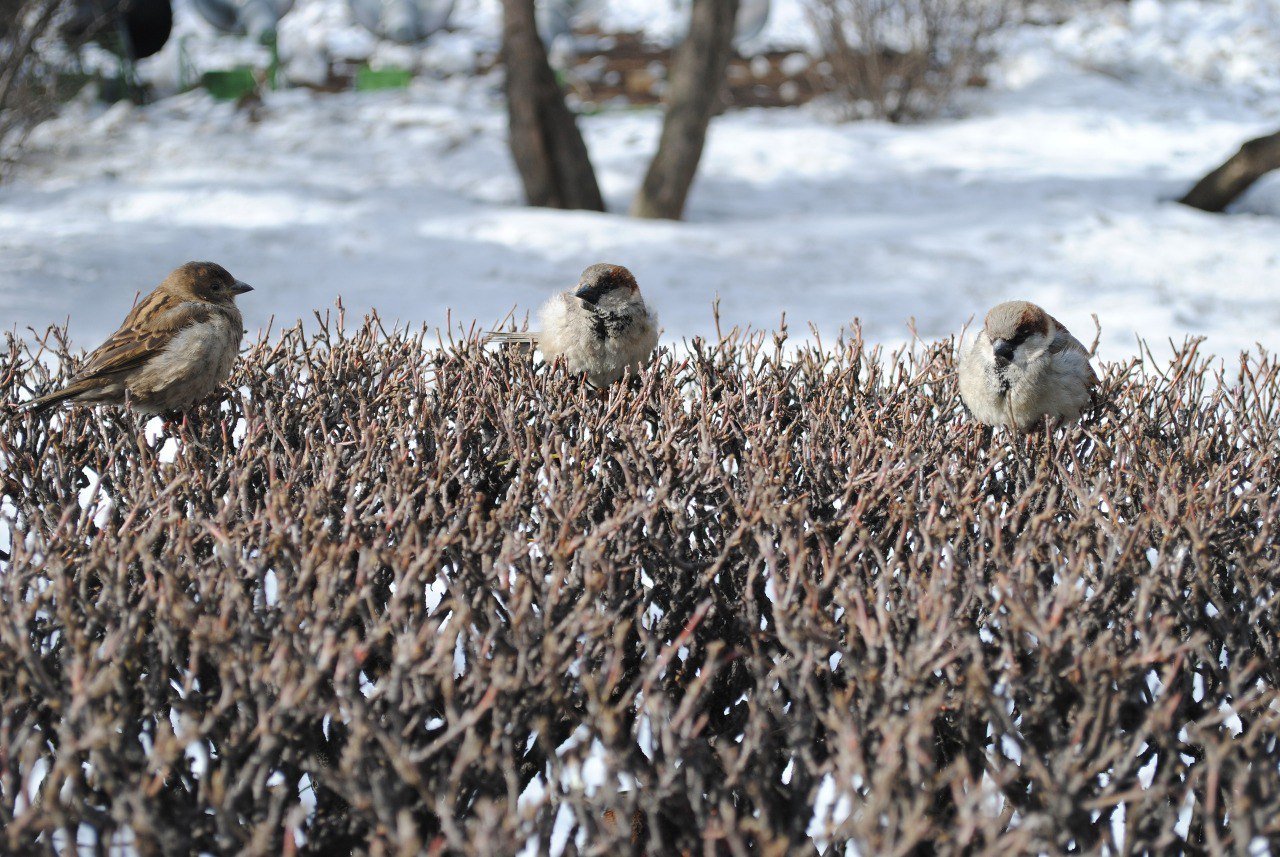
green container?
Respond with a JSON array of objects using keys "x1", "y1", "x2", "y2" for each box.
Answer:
[
  {"x1": 203, "y1": 68, "x2": 258, "y2": 101},
  {"x1": 355, "y1": 66, "x2": 413, "y2": 92},
  {"x1": 55, "y1": 72, "x2": 95, "y2": 102}
]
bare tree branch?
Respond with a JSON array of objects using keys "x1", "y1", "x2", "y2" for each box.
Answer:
[{"x1": 1179, "y1": 129, "x2": 1280, "y2": 213}]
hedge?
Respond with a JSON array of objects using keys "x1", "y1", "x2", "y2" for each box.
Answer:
[{"x1": 1, "y1": 316, "x2": 1277, "y2": 854}]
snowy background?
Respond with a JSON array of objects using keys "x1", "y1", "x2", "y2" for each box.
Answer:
[{"x1": 4, "y1": 0, "x2": 1280, "y2": 360}]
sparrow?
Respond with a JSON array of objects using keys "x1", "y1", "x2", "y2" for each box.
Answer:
[
  {"x1": 484, "y1": 263, "x2": 659, "y2": 388},
  {"x1": 24, "y1": 261, "x2": 253, "y2": 415},
  {"x1": 958, "y1": 300, "x2": 1098, "y2": 430}
]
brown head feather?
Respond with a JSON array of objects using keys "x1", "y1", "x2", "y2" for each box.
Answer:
[
  {"x1": 162, "y1": 261, "x2": 243, "y2": 305},
  {"x1": 71, "y1": 262, "x2": 247, "y2": 382},
  {"x1": 574, "y1": 263, "x2": 640, "y2": 303},
  {"x1": 582, "y1": 263, "x2": 638, "y2": 293},
  {"x1": 983, "y1": 301, "x2": 1051, "y2": 342}
]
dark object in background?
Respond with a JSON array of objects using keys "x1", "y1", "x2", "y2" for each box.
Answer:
[
  {"x1": 347, "y1": 0, "x2": 454, "y2": 44},
  {"x1": 190, "y1": 0, "x2": 294, "y2": 41},
  {"x1": 66, "y1": 0, "x2": 173, "y2": 59},
  {"x1": 1179, "y1": 128, "x2": 1280, "y2": 213}
]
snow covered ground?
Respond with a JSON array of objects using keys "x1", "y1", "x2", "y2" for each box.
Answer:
[{"x1": 3, "y1": 0, "x2": 1280, "y2": 362}]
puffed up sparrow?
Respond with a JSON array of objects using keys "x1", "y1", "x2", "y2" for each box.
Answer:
[{"x1": 484, "y1": 263, "x2": 659, "y2": 388}]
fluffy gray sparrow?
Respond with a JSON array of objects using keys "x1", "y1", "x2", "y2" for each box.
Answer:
[
  {"x1": 24, "y1": 261, "x2": 253, "y2": 415},
  {"x1": 485, "y1": 263, "x2": 659, "y2": 387},
  {"x1": 959, "y1": 300, "x2": 1097, "y2": 430}
]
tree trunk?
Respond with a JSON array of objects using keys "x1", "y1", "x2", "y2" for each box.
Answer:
[
  {"x1": 500, "y1": 0, "x2": 604, "y2": 211},
  {"x1": 631, "y1": 0, "x2": 740, "y2": 220},
  {"x1": 1179, "y1": 129, "x2": 1280, "y2": 213}
]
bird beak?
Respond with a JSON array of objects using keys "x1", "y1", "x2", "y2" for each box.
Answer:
[
  {"x1": 231, "y1": 280, "x2": 254, "y2": 295},
  {"x1": 573, "y1": 280, "x2": 604, "y2": 306},
  {"x1": 992, "y1": 338, "x2": 1015, "y2": 363}
]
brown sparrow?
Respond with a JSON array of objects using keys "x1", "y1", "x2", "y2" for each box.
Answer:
[
  {"x1": 485, "y1": 263, "x2": 659, "y2": 388},
  {"x1": 24, "y1": 261, "x2": 253, "y2": 415},
  {"x1": 959, "y1": 300, "x2": 1098, "y2": 430}
]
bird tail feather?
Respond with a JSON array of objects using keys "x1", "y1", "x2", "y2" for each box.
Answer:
[
  {"x1": 22, "y1": 381, "x2": 90, "y2": 415},
  {"x1": 483, "y1": 330, "x2": 540, "y2": 347}
]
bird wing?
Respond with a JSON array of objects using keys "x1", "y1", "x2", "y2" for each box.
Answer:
[
  {"x1": 1047, "y1": 318, "x2": 1099, "y2": 387},
  {"x1": 72, "y1": 292, "x2": 218, "y2": 382}
]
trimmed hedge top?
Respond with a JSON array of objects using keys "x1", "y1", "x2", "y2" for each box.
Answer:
[{"x1": 1, "y1": 317, "x2": 1278, "y2": 854}]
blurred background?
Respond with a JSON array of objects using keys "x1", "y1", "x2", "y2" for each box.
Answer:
[{"x1": 2, "y1": 0, "x2": 1279, "y2": 358}]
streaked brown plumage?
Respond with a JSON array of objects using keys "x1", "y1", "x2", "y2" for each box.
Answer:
[{"x1": 24, "y1": 261, "x2": 253, "y2": 415}]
